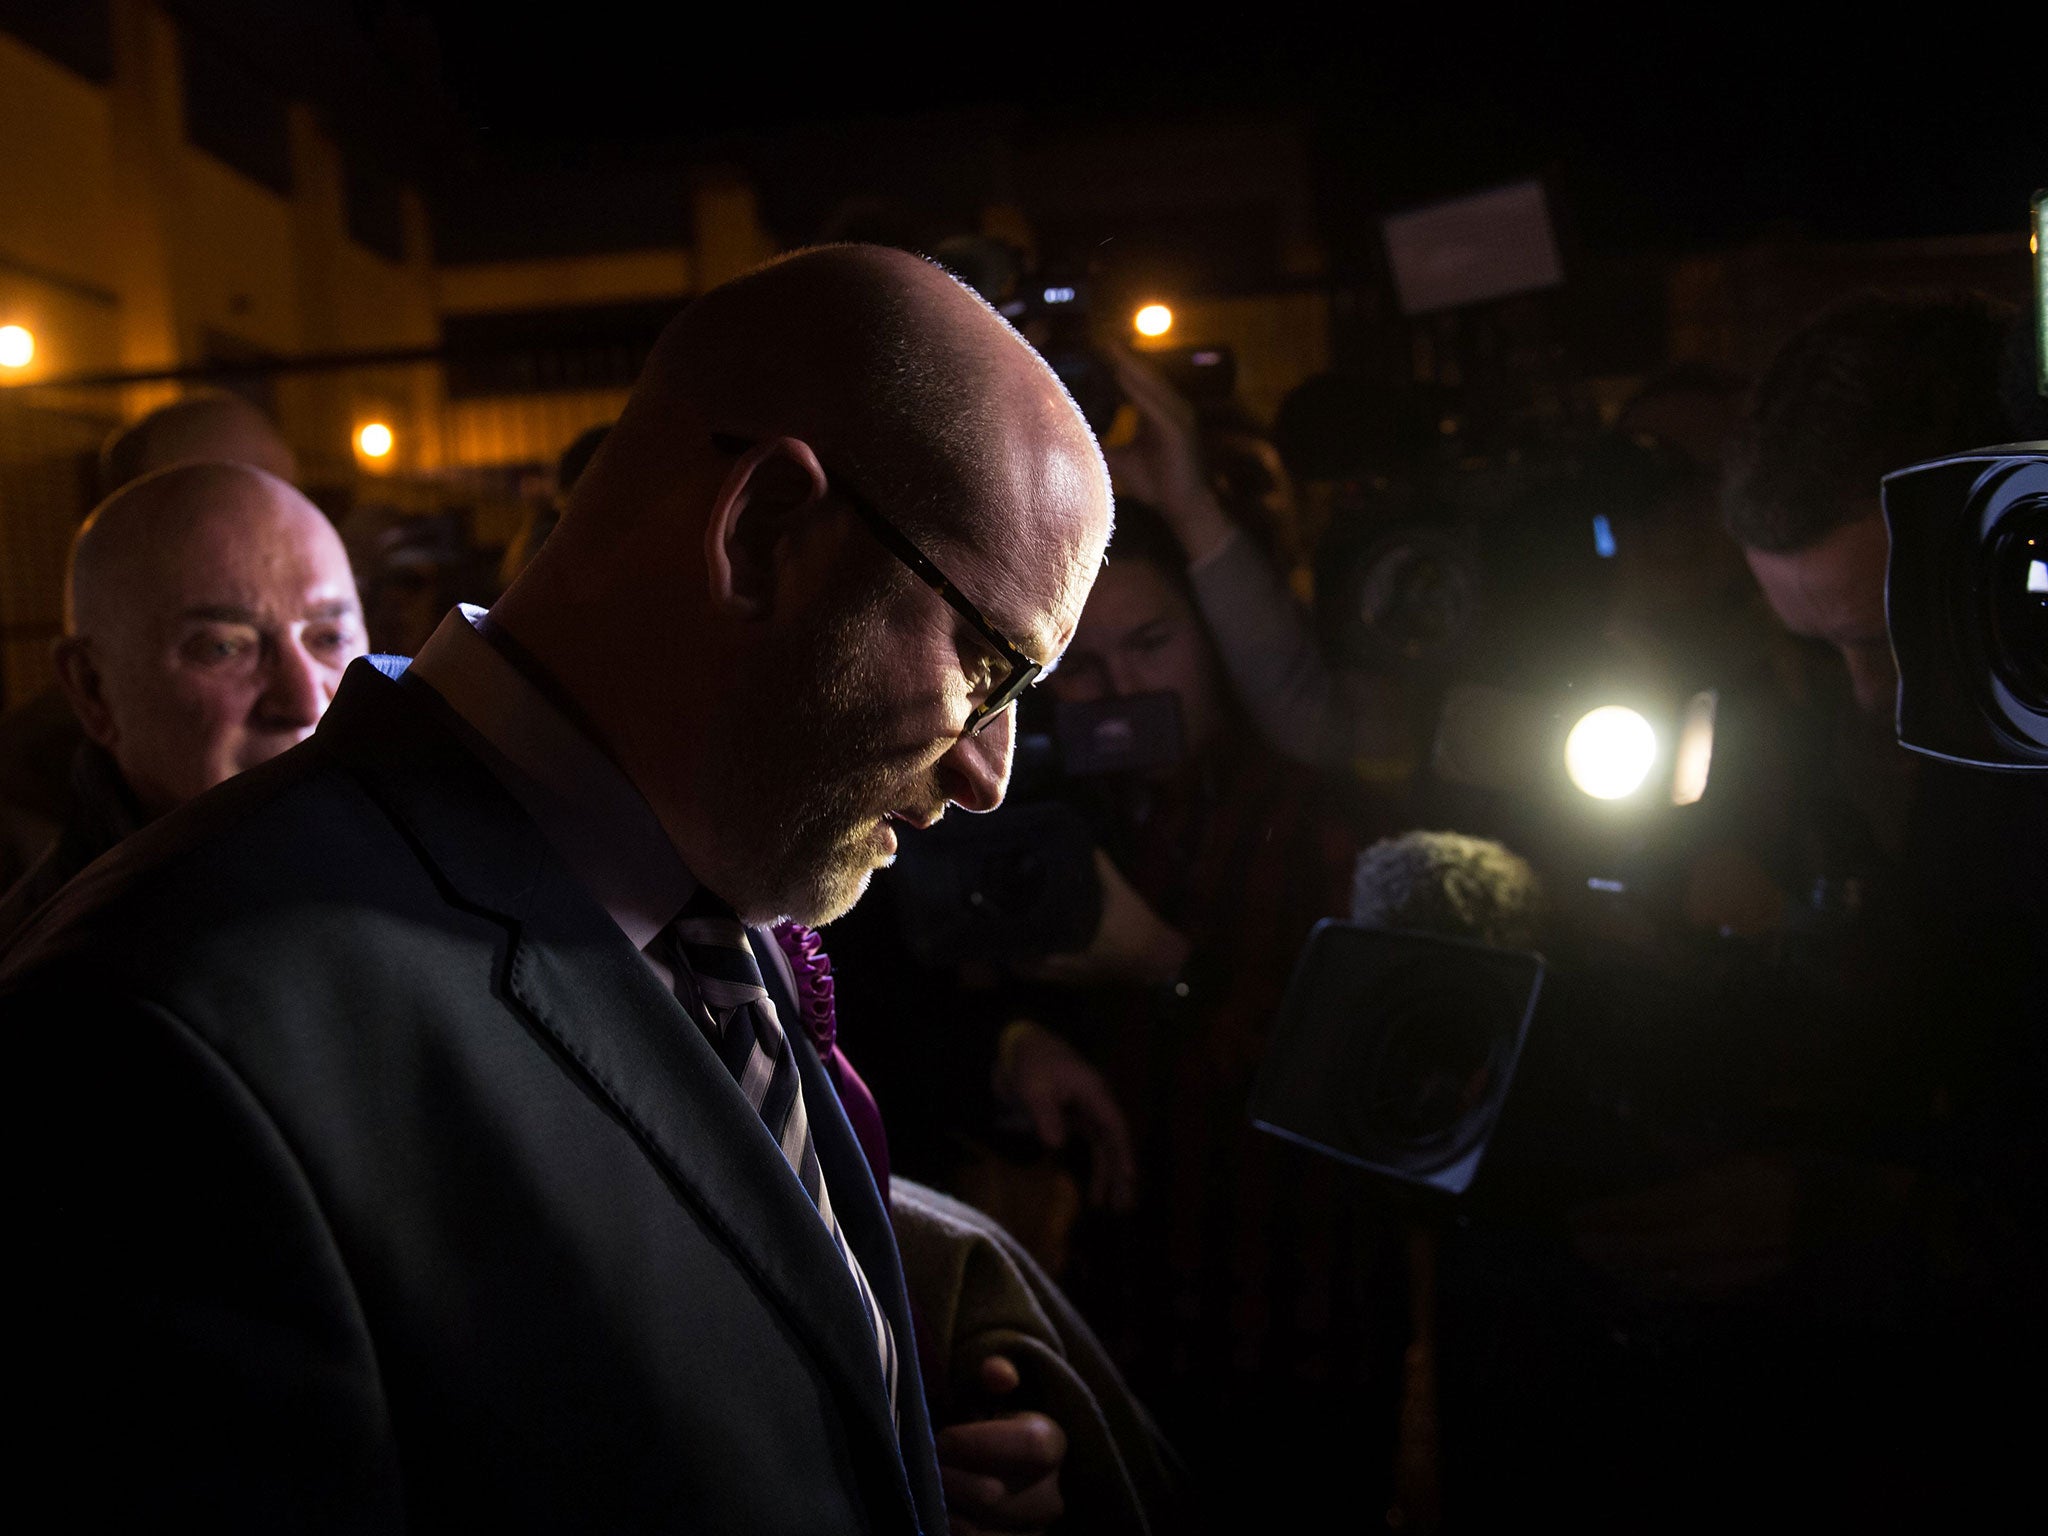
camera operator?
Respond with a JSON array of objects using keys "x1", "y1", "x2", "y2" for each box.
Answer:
[
  {"x1": 1719, "y1": 291, "x2": 2046, "y2": 1000},
  {"x1": 1543, "y1": 291, "x2": 2048, "y2": 1521},
  {"x1": 1018, "y1": 502, "x2": 1407, "y2": 1530}
]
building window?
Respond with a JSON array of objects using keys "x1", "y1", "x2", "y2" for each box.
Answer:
[
  {"x1": 0, "y1": 0, "x2": 114, "y2": 83},
  {"x1": 442, "y1": 301, "x2": 684, "y2": 399},
  {"x1": 345, "y1": 151, "x2": 408, "y2": 264},
  {"x1": 180, "y1": 30, "x2": 292, "y2": 196}
]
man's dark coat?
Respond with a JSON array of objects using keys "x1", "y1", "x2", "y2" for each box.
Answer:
[
  {"x1": 0, "y1": 739, "x2": 146, "y2": 947},
  {"x1": 2, "y1": 659, "x2": 945, "y2": 1532}
]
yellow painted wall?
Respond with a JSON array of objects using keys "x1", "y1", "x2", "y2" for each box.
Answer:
[
  {"x1": 438, "y1": 250, "x2": 694, "y2": 315},
  {"x1": 0, "y1": 38, "x2": 120, "y2": 295},
  {"x1": 179, "y1": 153, "x2": 300, "y2": 354},
  {"x1": 0, "y1": 5, "x2": 440, "y2": 395},
  {"x1": 442, "y1": 388, "x2": 631, "y2": 473},
  {"x1": 0, "y1": 35, "x2": 124, "y2": 383}
]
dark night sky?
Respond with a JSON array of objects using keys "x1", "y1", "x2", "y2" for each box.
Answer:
[{"x1": 401, "y1": 9, "x2": 2043, "y2": 252}]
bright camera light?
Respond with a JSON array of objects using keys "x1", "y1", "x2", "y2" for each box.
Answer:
[
  {"x1": 356, "y1": 422, "x2": 394, "y2": 459},
  {"x1": 1565, "y1": 705, "x2": 1657, "y2": 800},
  {"x1": 1670, "y1": 690, "x2": 1717, "y2": 806},
  {"x1": 1134, "y1": 304, "x2": 1173, "y2": 337},
  {"x1": 0, "y1": 325, "x2": 34, "y2": 370}
]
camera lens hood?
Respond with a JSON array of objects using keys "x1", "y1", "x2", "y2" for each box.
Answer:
[{"x1": 1882, "y1": 445, "x2": 2048, "y2": 771}]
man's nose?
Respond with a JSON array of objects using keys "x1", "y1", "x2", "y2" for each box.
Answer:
[
  {"x1": 936, "y1": 706, "x2": 1013, "y2": 814},
  {"x1": 257, "y1": 637, "x2": 333, "y2": 730}
]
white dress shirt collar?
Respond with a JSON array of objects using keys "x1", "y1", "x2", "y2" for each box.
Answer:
[{"x1": 408, "y1": 604, "x2": 694, "y2": 952}]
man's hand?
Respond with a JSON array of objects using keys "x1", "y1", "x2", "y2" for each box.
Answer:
[
  {"x1": 993, "y1": 1020, "x2": 1138, "y2": 1211},
  {"x1": 1020, "y1": 849, "x2": 1191, "y2": 991},
  {"x1": 935, "y1": 1355, "x2": 1068, "y2": 1535},
  {"x1": 1102, "y1": 346, "x2": 1236, "y2": 564}
]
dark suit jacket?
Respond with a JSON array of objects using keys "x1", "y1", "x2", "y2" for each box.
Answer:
[
  {"x1": 2, "y1": 659, "x2": 946, "y2": 1533},
  {"x1": 0, "y1": 740, "x2": 146, "y2": 948}
]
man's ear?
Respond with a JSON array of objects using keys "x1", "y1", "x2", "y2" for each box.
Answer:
[
  {"x1": 52, "y1": 636, "x2": 118, "y2": 749},
  {"x1": 704, "y1": 437, "x2": 830, "y2": 620}
]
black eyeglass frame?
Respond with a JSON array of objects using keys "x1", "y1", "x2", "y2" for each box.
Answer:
[{"x1": 711, "y1": 434, "x2": 1043, "y2": 735}]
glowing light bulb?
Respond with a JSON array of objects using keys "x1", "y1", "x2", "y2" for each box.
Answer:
[
  {"x1": 1565, "y1": 705, "x2": 1657, "y2": 800},
  {"x1": 1134, "y1": 304, "x2": 1173, "y2": 338},
  {"x1": 1670, "y1": 690, "x2": 1717, "y2": 806},
  {"x1": 357, "y1": 422, "x2": 394, "y2": 459},
  {"x1": 0, "y1": 325, "x2": 35, "y2": 369}
]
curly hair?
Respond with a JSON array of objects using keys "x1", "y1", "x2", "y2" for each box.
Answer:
[
  {"x1": 1721, "y1": 291, "x2": 2018, "y2": 553},
  {"x1": 1350, "y1": 831, "x2": 1546, "y2": 952}
]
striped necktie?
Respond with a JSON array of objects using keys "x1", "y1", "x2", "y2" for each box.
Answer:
[{"x1": 653, "y1": 891, "x2": 899, "y2": 1426}]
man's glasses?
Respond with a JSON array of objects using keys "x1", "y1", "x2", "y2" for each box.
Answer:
[{"x1": 712, "y1": 436, "x2": 1043, "y2": 736}]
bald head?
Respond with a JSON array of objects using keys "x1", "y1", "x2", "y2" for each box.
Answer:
[
  {"x1": 69, "y1": 464, "x2": 329, "y2": 639},
  {"x1": 490, "y1": 244, "x2": 1113, "y2": 924},
  {"x1": 572, "y1": 244, "x2": 1102, "y2": 546},
  {"x1": 57, "y1": 464, "x2": 365, "y2": 815},
  {"x1": 100, "y1": 393, "x2": 299, "y2": 496}
]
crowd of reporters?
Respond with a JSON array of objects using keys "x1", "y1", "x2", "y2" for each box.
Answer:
[{"x1": 1, "y1": 272, "x2": 2041, "y2": 1530}]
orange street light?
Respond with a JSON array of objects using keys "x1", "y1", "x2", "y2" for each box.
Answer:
[
  {"x1": 356, "y1": 421, "x2": 394, "y2": 459},
  {"x1": 1133, "y1": 304, "x2": 1173, "y2": 338},
  {"x1": 0, "y1": 325, "x2": 35, "y2": 370}
]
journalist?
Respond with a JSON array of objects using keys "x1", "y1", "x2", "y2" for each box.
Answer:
[
  {"x1": 1549, "y1": 291, "x2": 2048, "y2": 1523},
  {"x1": 1026, "y1": 502, "x2": 1405, "y2": 1530}
]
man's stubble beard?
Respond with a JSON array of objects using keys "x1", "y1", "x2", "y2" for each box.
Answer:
[{"x1": 707, "y1": 586, "x2": 928, "y2": 927}]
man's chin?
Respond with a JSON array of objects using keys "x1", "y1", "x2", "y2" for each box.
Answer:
[
  {"x1": 796, "y1": 865, "x2": 879, "y2": 928},
  {"x1": 735, "y1": 844, "x2": 886, "y2": 929},
  {"x1": 796, "y1": 834, "x2": 894, "y2": 925}
]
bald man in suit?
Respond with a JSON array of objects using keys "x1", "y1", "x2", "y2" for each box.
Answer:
[{"x1": 4, "y1": 246, "x2": 1112, "y2": 1532}]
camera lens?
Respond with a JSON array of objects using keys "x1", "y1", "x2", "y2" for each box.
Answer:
[
  {"x1": 1334, "y1": 952, "x2": 1527, "y2": 1172},
  {"x1": 1365, "y1": 1003, "x2": 1501, "y2": 1155},
  {"x1": 1983, "y1": 497, "x2": 2048, "y2": 712},
  {"x1": 1352, "y1": 532, "x2": 1480, "y2": 663},
  {"x1": 1882, "y1": 449, "x2": 2048, "y2": 769}
]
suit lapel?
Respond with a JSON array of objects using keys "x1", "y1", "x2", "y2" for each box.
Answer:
[{"x1": 320, "y1": 663, "x2": 921, "y2": 1527}]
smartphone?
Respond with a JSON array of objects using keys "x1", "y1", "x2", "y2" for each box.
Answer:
[{"x1": 1056, "y1": 691, "x2": 1185, "y2": 778}]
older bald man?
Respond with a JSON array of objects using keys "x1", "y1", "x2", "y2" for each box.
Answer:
[
  {"x1": 0, "y1": 463, "x2": 364, "y2": 941},
  {"x1": 3, "y1": 248, "x2": 1112, "y2": 1533},
  {"x1": 0, "y1": 395, "x2": 303, "y2": 886}
]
